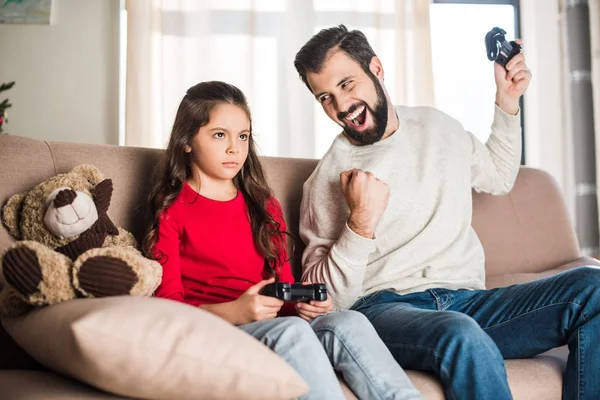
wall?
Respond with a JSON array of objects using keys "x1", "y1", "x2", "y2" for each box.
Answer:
[{"x1": 0, "y1": 0, "x2": 120, "y2": 145}]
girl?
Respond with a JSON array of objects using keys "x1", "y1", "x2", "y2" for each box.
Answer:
[{"x1": 143, "y1": 81, "x2": 422, "y2": 400}]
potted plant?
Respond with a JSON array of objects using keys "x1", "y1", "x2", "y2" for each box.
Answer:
[{"x1": 0, "y1": 81, "x2": 15, "y2": 134}]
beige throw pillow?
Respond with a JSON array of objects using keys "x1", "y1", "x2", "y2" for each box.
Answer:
[{"x1": 2, "y1": 296, "x2": 308, "y2": 400}]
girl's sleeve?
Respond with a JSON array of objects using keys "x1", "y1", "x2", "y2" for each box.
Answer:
[{"x1": 153, "y1": 210, "x2": 185, "y2": 302}]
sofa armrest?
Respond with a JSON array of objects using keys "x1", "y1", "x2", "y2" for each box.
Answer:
[
  {"x1": 0, "y1": 320, "x2": 44, "y2": 371},
  {"x1": 0, "y1": 371, "x2": 125, "y2": 399},
  {"x1": 486, "y1": 256, "x2": 600, "y2": 289}
]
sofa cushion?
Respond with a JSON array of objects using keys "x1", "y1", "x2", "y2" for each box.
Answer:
[
  {"x1": 405, "y1": 354, "x2": 565, "y2": 400},
  {"x1": 0, "y1": 135, "x2": 58, "y2": 257},
  {"x1": 485, "y1": 257, "x2": 600, "y2": 289},
  {"x1": 472, "y1": 168, "x2": 581, "y2": 277},
  {"x1": 1, "y1": 296, "x2": 308, "y2": 400}
]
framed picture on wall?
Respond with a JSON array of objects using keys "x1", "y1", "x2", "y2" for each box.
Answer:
[{"x1": 0, "y1": 0, "x2": 53, "y2": 25}]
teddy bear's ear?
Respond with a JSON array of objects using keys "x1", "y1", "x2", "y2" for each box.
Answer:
[
  {"x1": 92, "y1": 179, "x2": 113, "y2": 215},
  {"x1": 71, "y1": 165, "x2": 105, "y2": 186},
  {"x1": 2, "y1": 192, "x2": 27, "y2": 239}
]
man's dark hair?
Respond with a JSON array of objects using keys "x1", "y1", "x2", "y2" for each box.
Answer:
[{"x1": 294, "y1": 24, "x2": 377, "y2": 91}]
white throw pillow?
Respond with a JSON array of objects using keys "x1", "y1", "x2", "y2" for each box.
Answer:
[{"x1": 2, "y1": 296, "x2": 308, "y2": 400}]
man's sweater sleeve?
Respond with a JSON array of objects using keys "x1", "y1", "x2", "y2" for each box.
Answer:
[
  {"x1": 300, "y1": 185, "x2": 377, "y2": 310},
  {"x1": 470, "y1": 104, "x2": 522, "y2": 194}
]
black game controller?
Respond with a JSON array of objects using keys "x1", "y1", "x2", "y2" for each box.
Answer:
[
  {"x1": 260, "y1": 282, "x2": 328, "y2": 302},
  {"x1": 485, "y1": 27, "x2": 521, "y2": 68},
  {"x1": 260, "y1": 281, "x2": 292, "y2": 301}
]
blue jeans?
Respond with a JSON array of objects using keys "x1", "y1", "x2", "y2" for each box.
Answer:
[
  {"x1": 240, "y1": 310, "x2": 423, "y2": 400},
  {"x1": 351, "y1": 266, "x2": 600, "y2": 400}
]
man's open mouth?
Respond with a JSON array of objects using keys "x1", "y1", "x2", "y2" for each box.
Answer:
[{"x1": 344, "y1": 105, "x2": 367, "y2": 128}]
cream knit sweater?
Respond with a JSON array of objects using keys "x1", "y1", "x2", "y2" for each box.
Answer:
[{"x1": 300, "y1": 105, "x2": 522, "y2": 310}]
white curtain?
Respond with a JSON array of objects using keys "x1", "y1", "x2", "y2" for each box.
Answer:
[
  {"x1": 591, "y1": 0, "x2": 600, "y2": 253},
  {"x1": 556, "y1": 0, "x2": 600, "y2": 255},
  {"x1": 592, "y1": 0, "x2": 600, "y2": 174},
  {"x1": 124, "y1": 0, "x2": 434, "y2": 158}
]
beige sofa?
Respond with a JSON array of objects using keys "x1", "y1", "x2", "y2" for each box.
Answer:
[{"x1": 1, "y1": 133, "x2": 598, "y2": 399}]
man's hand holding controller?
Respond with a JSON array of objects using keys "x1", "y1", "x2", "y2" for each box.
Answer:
[{"x1": 485, "y1": 27, "x2": 532, "y2": 115}]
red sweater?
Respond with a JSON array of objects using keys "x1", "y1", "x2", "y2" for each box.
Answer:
[{"x1": 153, "y1": 182, "x2": 295, "y2": 308}]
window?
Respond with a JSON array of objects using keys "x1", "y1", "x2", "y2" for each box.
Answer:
[
  {"x1": 122, "y1": 0, "x2": 523, "y2": 159},
  {"x1": 430, "y1": 0, "x2": 521, "y2": 145}
]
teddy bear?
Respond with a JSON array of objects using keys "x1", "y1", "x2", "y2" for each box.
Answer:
[{"x1": 0, "y1": 165, "x2": 162, "y2": 316}]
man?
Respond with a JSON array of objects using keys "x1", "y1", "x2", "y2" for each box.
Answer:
[{"x1": 294, "y1": 24, "x2": 600, "y2": 400}]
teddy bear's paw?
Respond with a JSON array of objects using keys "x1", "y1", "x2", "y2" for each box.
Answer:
[
  {"x1": 128, "y1": 257, "x2": 162, "y2": 297},
  {"x1": 0, "y1": 286, "x2": 34, "y2": 317},
  {"x1": 74, "y1": 254, "x2": 139, "y2": 298},
  {"x1": 2, "y1": 246, "x2": 43, "y2": 299},
  {"x1": 1, "y1": 241, "x2": 77, "y2": 306},
  {"x1": 102, "y1": 227, "x2": 138, "y2": 249}
]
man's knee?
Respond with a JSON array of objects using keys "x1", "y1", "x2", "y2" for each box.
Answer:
[
  {"x1": 566, "y1": 266, "x2": 600, "y2": 285},
  {"x1": 434, "y1": 311, "x2": 475, "y2": 331},
  {"x1": 555, "y1": 266, "x2": 600, "y2": 302},
  {"x1": 435, "y1": 313, "x2": 494, "y2": 346}
]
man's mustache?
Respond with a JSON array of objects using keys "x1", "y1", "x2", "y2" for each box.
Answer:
[{"x1": 337, "y1": 102, "x2": 365, "y2": 121}]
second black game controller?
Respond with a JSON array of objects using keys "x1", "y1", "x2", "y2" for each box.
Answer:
[{"x1": 485, "y1": 27, "x2": 521, "y2": 68}]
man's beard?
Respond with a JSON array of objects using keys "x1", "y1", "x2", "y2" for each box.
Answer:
[{"x1": 339, "y1": 75, "x2": 388, "y2": 146}]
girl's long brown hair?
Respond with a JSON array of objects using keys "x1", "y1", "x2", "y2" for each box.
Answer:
[{"x1": 143, "y1": 81, "x2": 286, "y2": 279}]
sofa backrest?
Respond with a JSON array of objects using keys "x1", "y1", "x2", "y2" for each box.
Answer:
[{"x1": 0, "y1": 134, "x2": 582, "y2": 284}]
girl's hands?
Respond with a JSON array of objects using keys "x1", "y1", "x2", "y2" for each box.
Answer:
[
  {"x1": 296, "y1": 281, "x2": 334, "y2": 321},
  {"x1": 235, "y1": 277, "x2": 284, "y2": 324},
  {"x1": 233, "y1": 278, "x2": 333, "y2": 324}
]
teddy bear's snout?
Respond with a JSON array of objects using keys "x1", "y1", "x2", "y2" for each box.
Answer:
[
  {"x1": 44, "y1": 187, "x2": 99, "y2": 239},
  {"x1": 53, "y1": 189, "x2": 77, "y2": 208},
  {"x1": 55, "y1": 196, "x2": 93, "y2": 225}
]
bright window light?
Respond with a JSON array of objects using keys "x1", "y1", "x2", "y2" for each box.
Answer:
[{"x1": 430, "y1": 3, "x2": 516, "y2": 142}]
